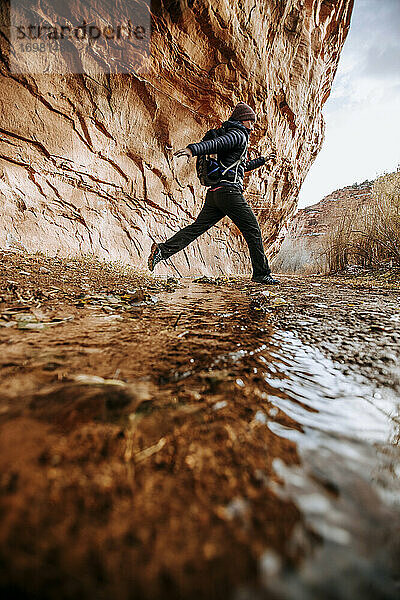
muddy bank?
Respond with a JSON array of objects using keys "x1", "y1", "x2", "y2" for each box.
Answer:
[
  {"x1": 0, "y1": 252, "x2": 399, "y2": 599},
  {"x1": 0, "y1": 251, "x2": 300, "y2": 600}
]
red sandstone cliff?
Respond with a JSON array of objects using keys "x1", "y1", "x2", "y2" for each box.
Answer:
[
  {"x1": 272, "y1": 179, "x2": 374, "y2": 272},
  {"x1": 0, "y1": 1, "x2": 354, "y2": 276},
  {"x1": 291, "y1": 180, "x2": 374, "y2": 238}
]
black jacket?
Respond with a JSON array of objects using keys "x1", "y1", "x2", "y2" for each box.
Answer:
[{"x1": 187, "y1": 118, "x2": 266, "y2": 191}]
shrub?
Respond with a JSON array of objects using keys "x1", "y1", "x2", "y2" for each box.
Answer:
[{"x1": 321, "y1": 170, "x2": 400, "y2": 272}]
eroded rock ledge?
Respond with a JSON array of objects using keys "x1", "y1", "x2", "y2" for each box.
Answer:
[{"x1": 0, "y1": 0, "x2": 354, "y2": 276}]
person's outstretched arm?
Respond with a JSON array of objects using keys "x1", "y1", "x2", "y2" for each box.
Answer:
[
  {"x1": 244, "y1": 157, "x2": 266, "y2": 172},
  {"x1": 173, "y1": 129, "x2": 247, "y2": 161},
  {"x1": 187, "y1": 129, "x2": 246, "y2": 157},
  {"x1": 244, "y1": 153, "x2": 276, "y2": 172}
]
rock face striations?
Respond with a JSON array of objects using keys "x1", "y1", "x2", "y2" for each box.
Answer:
[{"x1": 0, "y1": 1, "x2": 354, "y2": 276}]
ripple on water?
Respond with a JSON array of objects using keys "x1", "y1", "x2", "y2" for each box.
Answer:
[{"x1": 251, "y1": 329, "x2": 400, "y2": 600}]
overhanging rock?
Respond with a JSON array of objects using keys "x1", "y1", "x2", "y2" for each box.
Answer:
[{"x1": 0, "y1": 0, "x2": 354, "y2": 276}]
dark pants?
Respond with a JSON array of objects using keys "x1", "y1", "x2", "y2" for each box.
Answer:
[{"x1": 158, "y1": 186, "x2": 271, "y2": 278}]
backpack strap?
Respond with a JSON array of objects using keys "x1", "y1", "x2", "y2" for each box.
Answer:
[{"x1": 219, "y1": 133, "x2": 248, "y2": 182}]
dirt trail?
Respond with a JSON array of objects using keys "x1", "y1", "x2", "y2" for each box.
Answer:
[{"x1": 0, "y1": 251, "x2": 399, "y2": 599}]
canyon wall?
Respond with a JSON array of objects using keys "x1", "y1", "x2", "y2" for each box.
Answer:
[
  {"x1": 272, "y1": 180, "x2": 374, "y2": 272},
  {"x1": 290, "y1": 180, "x2": 374, "y2": 240},
  {"x1": 0, "y1": 0, "x2": 354, "y2": 276}
]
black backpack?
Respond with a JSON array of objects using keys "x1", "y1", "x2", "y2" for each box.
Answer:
[{"x1": 195, "y1": 126, "x2": 247, "y2": 187}]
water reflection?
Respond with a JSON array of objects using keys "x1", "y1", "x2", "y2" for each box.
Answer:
[
  {"x1": 257, "y1": 330, "x2": 400, "y2": 600},
  {"x1": 159, "y1": 281, "x2": 400, "y2": 598}
]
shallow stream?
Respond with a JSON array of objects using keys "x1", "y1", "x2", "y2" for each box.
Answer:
[
  {"x1": 249, "y1": 330, "x2": 400, "y2": 599},
  {"x1": 161, "y1": 281, "x2": 400, "y2": 599}
]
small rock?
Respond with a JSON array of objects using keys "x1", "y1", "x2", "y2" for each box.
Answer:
[{"x1": 212, "y1": 400, "x2": 228, "y2": 411}]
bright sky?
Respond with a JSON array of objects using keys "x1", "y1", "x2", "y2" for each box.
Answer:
[{"x1": 297, "y1": 0, "x2": 400, "y2": 209}]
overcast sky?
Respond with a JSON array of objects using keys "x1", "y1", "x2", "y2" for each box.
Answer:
[{"x1": 297, "y1": 0, "x2": 400, "y2": 208}]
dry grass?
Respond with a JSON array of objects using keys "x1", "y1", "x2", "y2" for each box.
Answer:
[{"x1": 321, "y1": 170, "x2": 400, "y2": 273}]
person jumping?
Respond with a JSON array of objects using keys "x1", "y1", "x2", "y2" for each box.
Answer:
[{"x1": 147, "y1": 101, "x2": 279, "y2": 284}]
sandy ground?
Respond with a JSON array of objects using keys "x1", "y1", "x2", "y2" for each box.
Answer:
[{"x1": 0, "y1": 251, "x2": 399, "y2": 599}]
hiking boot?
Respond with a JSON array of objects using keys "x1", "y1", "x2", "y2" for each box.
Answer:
[
  {"x1": 148, "y1": 242, "x2": 164, "y2": 271},
  {"x1": 251, "y1": 274, "x2": 280, "y2": 284}
]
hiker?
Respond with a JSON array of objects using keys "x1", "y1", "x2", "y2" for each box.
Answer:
[{"x1": 147, "y1": 101, "x2": 279, "y2": 284}]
